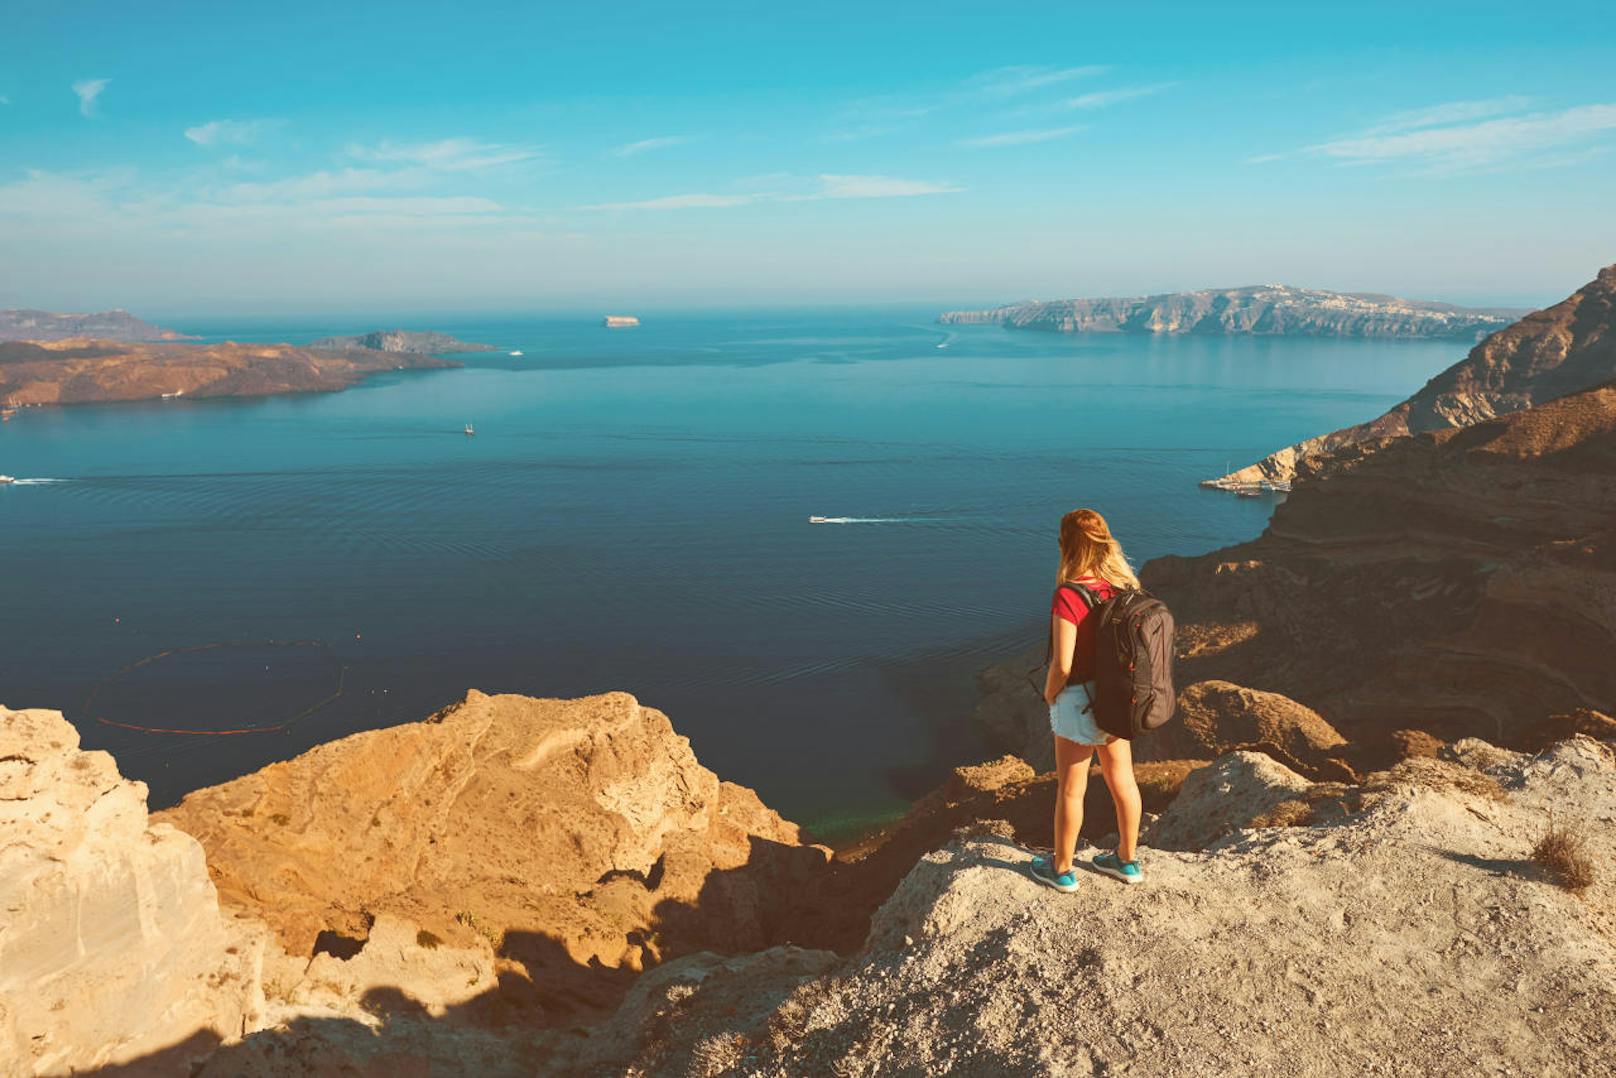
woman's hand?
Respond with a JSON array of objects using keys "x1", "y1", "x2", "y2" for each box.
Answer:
[{"x1": 1043, "y1": 612, "x2": 1077, "y2": 706}]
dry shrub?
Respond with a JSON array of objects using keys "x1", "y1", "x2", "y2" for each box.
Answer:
[
  {"x1": 686, "y1": 1032, "x2": 749, "y2": 1077},
  {"x1": 1249, "y1": 799, "x2": 1314, "y2": 829},
  {"x1": 1533, "y1": 821, "x2": 1596, "y2": 894},
  {"x1": 1377, "y1": 757, "x2": 1505, "y2": 801}
]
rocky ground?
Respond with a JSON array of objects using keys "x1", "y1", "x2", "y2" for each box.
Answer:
[{"x1": 575, "y1": 737, "x2": 1616, "y2": 1077}]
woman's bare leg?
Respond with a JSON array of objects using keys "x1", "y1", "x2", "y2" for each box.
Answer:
[
  {"x1": 1052, "y1": 735, "x2": 1095, "y2": 873},
  {"x1": 1096, "y1": 738, "x2": 1142, "y2": 862}
]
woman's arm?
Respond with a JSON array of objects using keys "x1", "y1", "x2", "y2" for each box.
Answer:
[{"x1": 1043, "y1": 612, "x2": 1076, "y2": 705}]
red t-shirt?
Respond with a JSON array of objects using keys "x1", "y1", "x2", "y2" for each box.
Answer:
[{"x1": 1051, "y1": 576, "x2": 1116, "y2": 684}]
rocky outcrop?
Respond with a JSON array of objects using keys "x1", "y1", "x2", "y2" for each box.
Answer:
[
  {"x1": 1149, "y1": 378, "x2": 1616, "y2": 767},
  {"x1": 1145, "y1": 749, "x2": 1314, "y2": 850},
  {"x1": 974, "y1": 663, "x2": 1352, "y2": 779},
  {"x1": 0, "y1": 706, "x2": 267, "y2": 1075},
  {"x1": 1211, "y1": 263, "x2": 1616, "y2": 487},
  {"x1": 585, "y1": 736, "x2": 1616, "y2": 1075},
  {"x1": 941, "y1": 285, "x2": 1517, "y2": 339},
  {"x1": 0, "y1": 338, "x2": 454, "y2": 407},
  {"x1": 156, "y1": 690, "x2": 834, "y2": 1026},
  {"x1": 306, "y1": 329, "x2": 497, "y2": 354},
  {"x1": 0, "y1": 308, "x2": 193, "y2": 342}
]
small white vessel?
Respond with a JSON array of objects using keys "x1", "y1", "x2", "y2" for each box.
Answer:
[
  {"x1": 160, "y1": 389, "x2": 185, "y2": 399},
  {"x1": 464, "y1": 424, "x2": 476, "y2": 436},
  {"x1": 509, "y1": 350, "x2": 524, "y2": 357},
  {"x1": 0, "y1": 475, "x2": 14, "y2": 485},
  {"x1": 809, "y1": 515, "x2": 830, "y2": 523}
]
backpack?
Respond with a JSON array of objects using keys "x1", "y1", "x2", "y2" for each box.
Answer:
[{"x1": 1058, "y1": 582, "x2": 1178, "y2": 741}]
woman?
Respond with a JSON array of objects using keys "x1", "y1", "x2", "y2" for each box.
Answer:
[{"x1": 1028, "y1": 508, "x2": 1146, "y2": 893}]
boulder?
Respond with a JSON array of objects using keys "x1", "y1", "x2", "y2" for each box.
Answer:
[{"x1": 1147, "y1": 750, "x2": 1313, "y2": 851}]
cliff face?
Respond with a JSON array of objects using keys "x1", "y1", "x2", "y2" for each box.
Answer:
[
  {"x1": 940, "y1": 285, "x2": 1518, "y2": 339},
  {"x1": 0, "y1": 308, "x2": 194, "y2": 342},
  {"x1": 0, "y1": 337, "x2": 454, "y2": 407},
  {"x1": 1213, "y1": 263, "x2": 1616, "y2": 487},
  {"x1": 1147, "y1": 378, "x2": 1616, "y2": 764},
  {"x1": 0, "y1": 706, "x2": 268, "y2": 1074},
  {"x1": 307, "y1": 329, "x2": 497, "y2": 354}
]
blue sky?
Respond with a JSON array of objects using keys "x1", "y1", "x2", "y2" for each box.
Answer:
[{"x1": 2, "y1": 0, "x2": 1613, "y2": 313}]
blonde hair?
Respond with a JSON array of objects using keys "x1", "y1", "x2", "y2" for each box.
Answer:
[{"x1": 1056, "y1": 508, "x2": 1140, "y2": 590}]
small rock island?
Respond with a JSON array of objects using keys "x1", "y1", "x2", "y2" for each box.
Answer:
[{"x1": 306, "y1": 329, "x2": 498, "y2": 354}]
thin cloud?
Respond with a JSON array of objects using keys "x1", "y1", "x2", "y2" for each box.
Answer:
[
  {"x1": 968, "y1": 65, "x2": 1109, "y2": 98},
  {"x1": 72, "y1": 78, "x2": 109, "y2": 118},
  {"x1": 348, "y1": 137, "x2": 541, "y2": 171},
  {"x1": 585, "y1": 173, "x2": 961, "y2": 210},
  {"x1": 1066, "y1": 83, "x2": 1173, "y2": 110},
  {"x1": 957, "y1": 124, "x2": 1086, "y2": 148},
  {"x1": 1363, "y1": 96, "x2": 1536, "y2": 135},
  {"x1": 184, "y1": 118, "x2": 284, "y2": 147},
  {"x1": 1305, "y1": 102, "x2": 1616, "y2": 173},
  {"x1": 612, "y1": 135, "x2": 691, "y2": 157}
]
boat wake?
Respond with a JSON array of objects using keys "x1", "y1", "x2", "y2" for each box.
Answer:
[
  {"x1": 8, "y1": 478, "x2": 72, "y2": 486},
  {"x1": 808, "y1": 514, "x2": 937, "y2": 525}
]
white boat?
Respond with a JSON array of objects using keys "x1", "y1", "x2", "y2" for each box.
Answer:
[
  {"x1": 809, "y1": 515, "x2": 830, "y2": 523},
  {"x1": 509, "y1": 350, "x2": 524, "y2": 357},
  {"x1": 0, "y1": 475, "x2": 14, "y2": 485},
  {"x1": 160, "y1": 389, "x2": 185, "y2": 399},
  {"x1": 464, "y1": 424, "x2": 476, "y2": 436}
]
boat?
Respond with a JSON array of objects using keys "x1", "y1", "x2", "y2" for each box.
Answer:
[
  {"x1": 160, "y1": 389, "x2": 185, "y2": 399},
  {"x1": 0, "y1": 476, "x2": 14, "y2": 485},
  {"x1": 809, "y1": 515, "x2": 830, "y2": 523},
  {"x1": 464, "y1": 424, "x2": 476, "y2": 436},
  {"x1": 603, "y1": 315, "x2": 640, "y2": 328},
  {"x1": 509, "y1": 350, "x2": 524, "y2": 357}
]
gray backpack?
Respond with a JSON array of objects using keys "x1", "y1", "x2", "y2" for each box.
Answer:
[{"x1": 1062, "y1": 583, "x2": 1177, "y2": 740}]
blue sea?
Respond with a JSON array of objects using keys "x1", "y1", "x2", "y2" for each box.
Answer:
[{"x1": 0, "y1": 310, "x2": 1460, "y2": 836}]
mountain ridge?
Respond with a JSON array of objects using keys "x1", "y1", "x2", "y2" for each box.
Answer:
[{"x1": 0, "y1": 308, "x2": 195, "y2": 342}]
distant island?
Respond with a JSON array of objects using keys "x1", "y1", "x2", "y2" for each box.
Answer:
[
  {"x1": 0, "y1": 339, "x2": 454, "y2": 408},
  {"x1": 307, "y1": 329, "x2": 497, "y2": 354},
  {"x1": 0, "y1": 308, "x2": 195, "y2": 343},
  {"x1": 940, "y1": 285, "x2": 1526, "y2": 340}
]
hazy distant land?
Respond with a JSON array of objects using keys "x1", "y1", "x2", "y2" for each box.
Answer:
[
  {"x1": 941, "y1": 285, "x2": 1528, "y2": 340},
  {"x1": 0, "y1": 308, "x2": 196, "y2": 343}
]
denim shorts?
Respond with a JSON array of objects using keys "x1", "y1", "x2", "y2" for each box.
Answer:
[{"x1": 1049, "y1": 681, "x2": 1110, "y2": 746}]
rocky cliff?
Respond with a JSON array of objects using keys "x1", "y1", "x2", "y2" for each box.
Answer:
[
  {"x1": 940, "y1": 285, "x2": 1518, "y2": 339},
  {"x1": 6, "y1": 690, "x2": 1613, "y2": 1074},
  {"x1": 0, "y1": 707, "x2": 269, "y2": 1074},
  {"x1": 0, "y1": 309, "x2": 193, "y2": 343},
  {"x1": 155, "y1": 690, "x2": 834, "y2": 1025},
  {"x1": 1210, "y1": 263, "x2": 1616, "y2": 488},
  {"x1": 306, "y1": 329, "x2": 497, "y2": 354},
  {"x1": 1147, "y1": 377, "x2": 1616, "y2": 768},
  {"x1": 0, "y1": 338, "x2": 454, "y2": 407}
]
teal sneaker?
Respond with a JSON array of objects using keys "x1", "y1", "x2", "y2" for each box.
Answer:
[
  {"x1": 1091, "y1": 850, "x2": 1144, "y2": 884},
  {"x1": 1028, "y1": 854, "x2": 1080, "y2": 894}
]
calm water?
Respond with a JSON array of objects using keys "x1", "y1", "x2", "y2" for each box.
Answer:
[{"x1": 0, "y1": 310, "x2": 1460, "y2": 834}]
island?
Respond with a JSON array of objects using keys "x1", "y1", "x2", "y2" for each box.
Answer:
[
  {"x1": 0, "y1": 338, "x2": 455, "y2": 408},
  {"x1": 0, "y1": 308, "x2": 196, "y2": 342},
  {"x1": 602, "y1": 315, "x2": 640, "y2": 328},
  {"x1": 306, "y1": 328, "x2": 498, "y2": 354},
  {"x1": 940, "y1": 284, "x2": 1525, "y2": 340}
]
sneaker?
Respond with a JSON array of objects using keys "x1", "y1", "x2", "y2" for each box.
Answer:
[
  {"x1": 1028, "y1": 854, "x2": 1080, "y2": 893},
  {"x1": 1091, "y1": 850, "x2": 1144, "y2": 884}
]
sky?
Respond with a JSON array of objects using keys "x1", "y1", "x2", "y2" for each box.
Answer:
[{"x1": 2, "y1": 0, "x2": 1614, "y2": 314}]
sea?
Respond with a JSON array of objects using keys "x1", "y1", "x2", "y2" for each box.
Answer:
[{"x1": 0, "y1": 309, "x2": 1461, "y2": 838}]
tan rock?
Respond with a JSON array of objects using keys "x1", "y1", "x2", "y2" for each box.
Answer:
[
  {"x1": 155, "y1": 690, "x2": 832, "y2": 1025},
  {"x1": 0, "y1": 705, "x2": 266, "y2": 1076}
]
